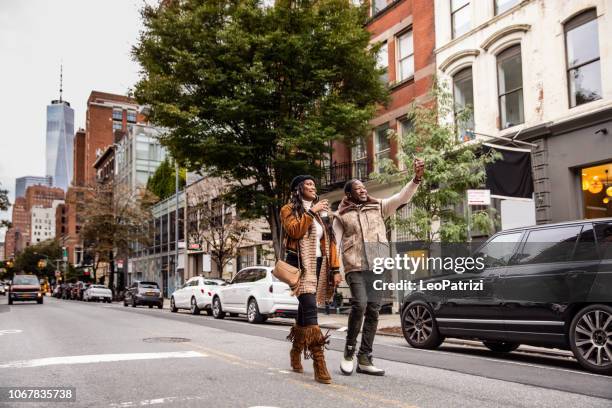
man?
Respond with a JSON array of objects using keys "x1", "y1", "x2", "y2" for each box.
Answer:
[{"x1": 333, "y1": 158, "x2": 424, "y2": 376}]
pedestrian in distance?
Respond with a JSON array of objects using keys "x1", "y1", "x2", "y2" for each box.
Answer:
[
  {"x1": 280, "y1": 175, "x2": 343, "y2": 384},
  {"x1": 334, "y1": 157, "x2": 425, "y2": 376}
]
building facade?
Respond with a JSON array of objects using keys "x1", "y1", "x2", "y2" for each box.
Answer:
[
  {"x1": 434, "y1": 0, "x2": 612, "y2": 224},
  {"x1": 114, "y1": 124, "x2": 167, "y2": 196},
  {"x1": 46, "y1": 100, "x2": 75, "y2": 191},
  {"x1": 30, "y1": 200, "x2": 63, "y2": 244},
  {"x1": 128, "y1": 191, "x2": 186, "y2": 297},
  {"x1": 320, "y1": 0, "x2": 436, "y2": 230},
  {"x1": 15, "y1": 176, "x2": 53, "y2": 199}
]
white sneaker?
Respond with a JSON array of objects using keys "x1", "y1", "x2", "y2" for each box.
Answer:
[
  {"x1": 340, "y1": 345, "x2": 356, "y2": 375},
  {"x1": 356, "y1": 353, "x2": 385, "y2": 376}
]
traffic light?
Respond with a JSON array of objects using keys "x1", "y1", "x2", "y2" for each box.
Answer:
[
  {"x1": 5, "y1": 260, "x2": 14, "y2": 268},
  {"x1": 37, "y1": 259, "x2": 47, "y2": 269}
]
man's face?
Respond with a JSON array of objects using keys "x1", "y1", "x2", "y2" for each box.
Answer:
[{"x1": 349, "y1": 180, "x2": 368, "y2": 202}]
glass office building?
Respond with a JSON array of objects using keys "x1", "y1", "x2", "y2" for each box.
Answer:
[{"x1": 46, "y1": 100, "x2": 75, "y2": 191}]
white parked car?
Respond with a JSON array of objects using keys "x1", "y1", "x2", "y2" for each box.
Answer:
[
  {"x1": 211, "y1": 266, "x2": 298, "y2": 324},
  {"x1": 170, "y1": 277, "x2": 226, "y2": 315},
  {"x1": 83, "y1": 285, "x2": 112, "y2": 303}
]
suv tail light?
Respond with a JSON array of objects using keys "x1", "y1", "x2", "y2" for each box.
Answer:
[
  {"x1": 269, "y1": 284, "x2": 273, "y2": 293},
  {"x1": 201, "y1": 288, "x2": 204, "y2": 294}
]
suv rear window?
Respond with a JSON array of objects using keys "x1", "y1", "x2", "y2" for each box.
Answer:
[
  {"x1": 516, "y1": 226, "x2": 582, "y2": 264},
  {"x1": 139, "y1": 282, "x2": 159, "y2": 289}
]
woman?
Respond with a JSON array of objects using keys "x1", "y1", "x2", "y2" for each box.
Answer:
[{"x1": 280, "y1": 175, "x2": 342, "y2": 384}]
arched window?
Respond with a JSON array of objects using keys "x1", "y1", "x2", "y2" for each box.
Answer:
[
  {"x1": 497, "y1": 45, "x2": 524, "y2": 129},
  {"x1": 453, "y1": 67, "x2": 474, "y2": 142},
  {"x1": 564, "y1": 9, "x2": 601, "y2": 108}
]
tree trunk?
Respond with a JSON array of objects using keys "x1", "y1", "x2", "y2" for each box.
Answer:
[{"x1": 108, "y1": 251, "x2": 115, "y2": 299}]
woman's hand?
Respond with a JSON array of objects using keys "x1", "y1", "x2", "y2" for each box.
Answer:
[
  {"x1": 333, "y1": 272, "x2": 342, "y2": 287},
  {"x1": 413, "y1": 158, "x2": 425, "y2": 183},
  {"x1": 311, "y1": 199, "x2": 329, "y2": 214}
]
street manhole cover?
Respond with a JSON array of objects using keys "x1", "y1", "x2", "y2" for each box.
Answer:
[{"x1": 142, "y1": 337, "x2": 191, "y2": 343}]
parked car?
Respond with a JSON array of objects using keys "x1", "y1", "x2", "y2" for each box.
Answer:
[
  {"x1": 76, "y1": 282, "x2": 90, "y2": 301},
  {"x1": 61, "y1": 283, "x2": 73, "y2": 299},
  {"x1": 170, "y1": 277, "x2": 225, "y2": 315},
  {"x1": 211, "y1": 266, "x2": 298, "y2": 323},
  {"x1": 8, "y1": 274, "x2": 43, "y2": 304},
  {"x1": 0, "y1": 282, "x2": 5, "y2": 296},
  {"x1": 124, "y1": 281, "x2": 163, "y2": 309},
  {"x1": 84, "y1": 285, "x2": 112, "y2": 303},
  {"x1": 401, "y1": 218, "x2": 612, "y2": 375}
]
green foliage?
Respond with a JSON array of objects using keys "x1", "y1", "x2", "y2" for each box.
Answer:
[
  {"x1": 146, "y1": 158, "x2": 186, "y2": 201},
  {"x1": 0, "y1": 183, "x2": 11, "y2": 229},
  {"x1": 376, "y1": 81, "x2": 501, "y2": 243},
  {"x1": 13, "y1": 240, "x2": 62, "y2": 280},
  {"x1": 133, "y1": 0, "x2": 388, "y2": 254}
]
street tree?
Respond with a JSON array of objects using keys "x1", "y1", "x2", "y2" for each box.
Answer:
[
  {"x1": 187, "y1": 178, "x2": 249, "y2": 278},
  {"x1": 376, "y1": 81, "x2": 500, "y2": 244},
  {"x1": 80, "y1": 182, "x2": 156, "y2": 290},
  {"x1": 133, "y1": 0, "x2": 388, "y2": 257},
  {"x1": 13, "y1": 240, "x2": 62, "y2": 281},
  {"x1": 0, "y1": 182, "x2": 11, "y2": 229}
]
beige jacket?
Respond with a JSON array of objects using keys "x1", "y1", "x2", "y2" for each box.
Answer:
[{"x1": 333, "y1": 180, "x2": 418, "y2": 274}]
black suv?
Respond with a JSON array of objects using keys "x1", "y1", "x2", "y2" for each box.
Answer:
[
  {"x1": 124, "y1": 281, "x2": 163, "y2": 309},
  {"x1": 401, "y1": 218, "x2": 612, "y2": 375}
]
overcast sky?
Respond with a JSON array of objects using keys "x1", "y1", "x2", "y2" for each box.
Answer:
[{"x1": 0, "y1": 0, "x2": 154, "y2": 240}]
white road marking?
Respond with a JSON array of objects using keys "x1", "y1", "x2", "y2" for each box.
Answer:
[
  {"x1": 0, "y1": 350, "x2": 207, "y2": 369},
  {"x1": 0, "y1": 329, "x2": 22, "y2": 336},
  {"x1": 336, "y1": 326, "x2": 348, "y2": 332}
]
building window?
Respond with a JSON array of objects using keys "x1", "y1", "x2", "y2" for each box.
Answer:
[
  {"x1": 581, "y1": 163, "x2": 612, "y2": 219},
  {"x1": 397, "y1": 31, "x2": 414, "y2": 82},
  {"x1": 377, "y1": 42, "x2": 388, "y2": 84},
  {"x1": 371, "y1": 0, "x2": 387, "y2": 16},
  {"x1": 453, "y1": 67, "x2": 475, "y2": 142},
  {"x1": 127, "y1": 110, "x2": 137, "y2": 123},
  {"x1": 113, "y1": 121, "x2": 123, "y2": 131},
  {"x1": 374, "y1": 124, "x2": 391, "y2": 173},
  {"x1": 565, "y1": 9, "x2": 601, "y2": 108},
  {"x1": 494, "y1": 0, "x2": 519, "y2": 15},
  {"x1": 112, "y1": 108, "x2": 123, "y2": 121},
  {"x1": 451, "y1": 0, "x2": 470, "y2": 39},
  {"x1": 497, "y1": 45, "x2": 524, "y2": 129}
]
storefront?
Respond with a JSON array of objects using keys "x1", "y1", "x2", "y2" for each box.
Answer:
[{"x1": 580, "y1": 162, "x2": 612, "y2": 219}]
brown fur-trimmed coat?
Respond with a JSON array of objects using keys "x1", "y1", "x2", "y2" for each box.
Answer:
[{"x1": 280, "y1": 204, "x2": 340, "y2": 306}]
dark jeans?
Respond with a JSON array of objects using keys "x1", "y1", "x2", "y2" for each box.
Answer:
[
  {"x1": 286, "y1": 251, "x2": 322, "y2": 327},
  {"x1": 346, "y1": 271, "x2": 382, "y2": 356}
]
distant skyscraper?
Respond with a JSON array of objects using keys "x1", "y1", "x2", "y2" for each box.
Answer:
[
  {"x1": 15, "y1": 176, "x2": 53, "y2": 198},
  {"x1": 46, "y1": 66, "x2": 74, "y2": 191}
]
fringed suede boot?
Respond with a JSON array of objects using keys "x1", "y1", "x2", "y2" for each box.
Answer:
[
  {"x1": 286, "y1": 325, "x2": 305, "y2": 373},
  {"x1": 305, "y1": 325, "x2": 332, "y2": 384}
]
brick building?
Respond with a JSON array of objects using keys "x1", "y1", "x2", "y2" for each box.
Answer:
[
  {"x1": 4, "y1": 197, "x2": 28, "y2": 259},
  {"x1": 320, "y1": 0, "x2": 436, "y2": 226}
]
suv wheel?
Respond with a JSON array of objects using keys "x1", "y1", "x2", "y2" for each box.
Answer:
[
  {"x1": 247, "y1": 298, "x2": 264, "y2": 324},
  {"x1": 170, "y1": 297, "x2": 178, "y2": 313},
  {"x1": 190, "y1": 297, "x2": 201, "y2": 315},
  {"x1": 483, "y1": 341, "x2": 520, "y2": 353},
  {"x1": 570, "y1": 304, "x2": 612, "y2": 375},
  {"x1": 401, "y1": 301, "x2": 443, "y2": 349},
  {"x1": 212, "y1": 297, "x2": 225, "y2": 319}
]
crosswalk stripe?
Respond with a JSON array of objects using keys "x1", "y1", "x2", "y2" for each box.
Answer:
[{"x1": 0, "y1": 350, "x2": 207, "y2": 369}]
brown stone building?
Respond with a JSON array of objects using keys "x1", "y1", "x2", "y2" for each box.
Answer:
[{"x1": 4, "y1": 197, "x2": 28, "y2": 259}]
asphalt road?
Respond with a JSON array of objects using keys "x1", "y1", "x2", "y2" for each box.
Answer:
[{"x1": 0, "y1": 296, "x2": 610, "y2": 408}]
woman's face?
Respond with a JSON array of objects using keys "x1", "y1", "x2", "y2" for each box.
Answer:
[{"x1": 301, "y1": 179, "x2": 317, "y2": 201}]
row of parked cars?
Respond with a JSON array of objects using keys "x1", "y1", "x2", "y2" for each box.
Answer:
[{"x1": 53, "y1": 282, "x2": 112, "y2": 303}]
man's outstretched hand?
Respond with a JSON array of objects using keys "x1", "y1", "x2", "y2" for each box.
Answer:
[{"x1": 413, "y1": 158, "x2": 425, "y2": 183}]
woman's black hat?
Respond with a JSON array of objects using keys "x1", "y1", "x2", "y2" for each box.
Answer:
[{"x1": 290, "y1": 175, "x2": 315, "y2": 191}]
